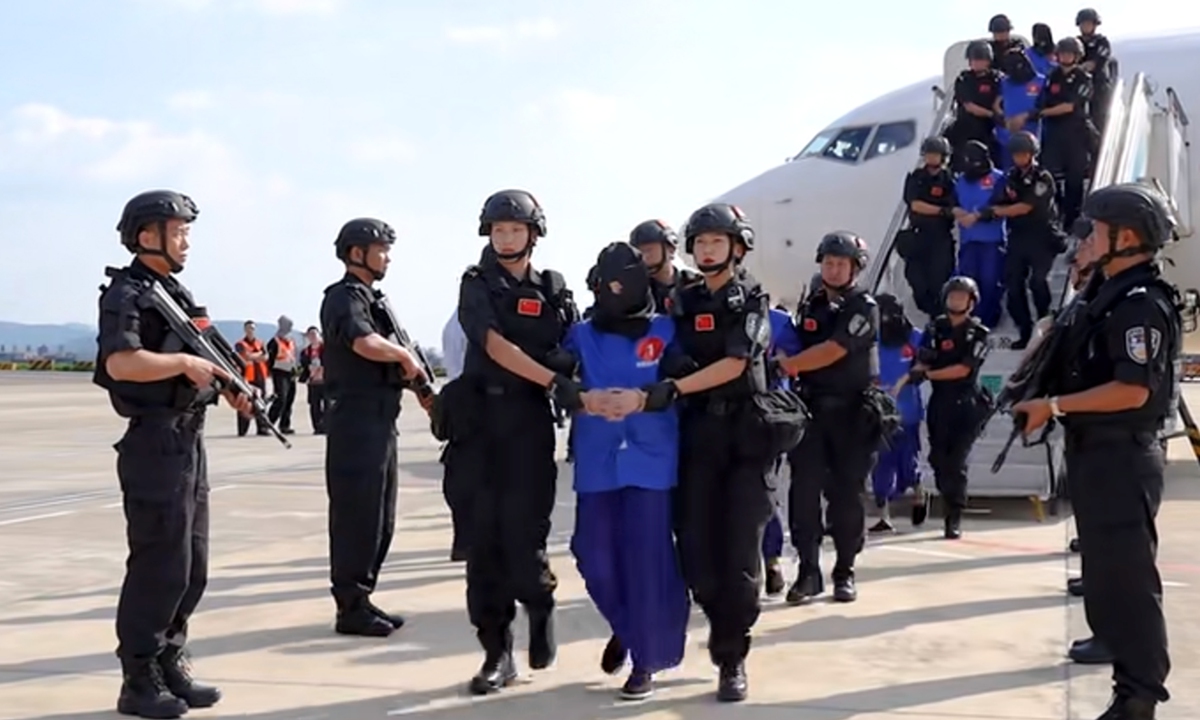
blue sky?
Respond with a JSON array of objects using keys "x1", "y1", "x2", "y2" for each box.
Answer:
[{"x1": 1, "y1": 0, "x2": 1197, "y2": 347}]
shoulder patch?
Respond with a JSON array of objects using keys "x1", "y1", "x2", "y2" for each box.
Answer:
[
  {"x1": 848, "y1": 313, "x2": 871, "y2": 338},
  {"x1": 1034, "y1": 181, "x2": 1049, "y2": 196},
  {"x1": 745, "y1": 312, "x2": 771, "y2": 347},
  {"x1": 463, "y1": 264, "x2": 482, "y2": 280},
  {"x1": 1125, "y1": 326, "x2": 1162, "y2": 364}
]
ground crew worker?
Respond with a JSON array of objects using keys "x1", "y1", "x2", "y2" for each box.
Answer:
[
  {"x1": 564, "y1": 241, "x2": 690, "y2": 701},
  {"x1": 320, "y1": 217, "x2": 432, "y2": 638},
  {"x1": 1027, "y1": 23, "x2": 1058, "y2": 77},
  {"x1": 953, "y1": 140, "x2": 1007, "y2": 328},
  {"x1": 988, "y1": 14, "x2": 1026, "y2": 60},
  {"x1": 629, "y1": 219, "x2": 702, "y2": 313},
  {"x1": 911, "y1": 276, "x2": 991, "y2": 539},
  {"x1": 664, "y1": 202, "x2": 776, "y2": 702},
  {"x1": 950, "y1": 41, "x2": 1002, "y2": 167},
  {"x1": 871, "y1": 294, "x2": 926, "y2": 533},
  {"x1": 267, "y1": 315, "x2": 298, "y2": 435},
  {"x1": 780, "y1": 232, "x2": 879, "y2": 605},
  {"x1": 988, "y1": 131, "x2": 1063, "y2": 348},
  {"x1": 298, "y1": 326, "x2": 326, "y2": 434},
  {"x1": 457, "y1": 189, "x2": 579, "y2": 695},
  {"x1": 1014, "y1": 183, "x2": 1179, "y2": 720},
  {"x1": 1036, "y1": 36, "x2": 1095, "y2": 228},
  {"x1": 762, "y1": 303, "x2": 802, "y2": 596},
  {"x1": 1076, "y1": 8, "x2": 1115, "y2": 133},
  {"x1": 95, "y1": 189, "x2": 252, "y2": 718},
  {"x1": 995, "y1": 50, "x2": 1046, "y2": 170},
  {"x1": 899, "y1": 136, "x2": 957, "y2": 317},
  {"x1": 234, "y1": 321, "x2": 269, "y2": 437}
]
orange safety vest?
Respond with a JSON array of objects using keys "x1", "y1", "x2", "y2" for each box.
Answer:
[
  {"x1": 236, "y1": 338, "x2": 268, "y2": 383},
  {"x1": 273, "y1": 336, "x2": 297, "y2": 371}
]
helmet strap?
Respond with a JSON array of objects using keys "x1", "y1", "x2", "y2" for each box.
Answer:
[
  {"x1": 134, "y1": 221, "x2": 183, "y2": 274},
  {"x1": 696, "y1": 238, "x2": 739, "y2": 275},
  {"x1": 346, "y1": 246, "x2": 384, "y2": 282}
]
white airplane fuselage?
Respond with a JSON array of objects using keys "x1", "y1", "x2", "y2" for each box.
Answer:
[{"x1": 706, "y1": 29, "x2": 1200, "y2": 307}]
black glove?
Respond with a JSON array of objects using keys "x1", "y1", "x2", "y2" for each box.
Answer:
[
  {"x1": 978, "y1": 206, "x2": 997, "y2": 222},
  {"x1": 548, "y1": 373, "x2": 583, "y2": 412},
  {"x1": 907, "y1": 368, "x2": 927, "y2": 385},
  {"x1": 641, "y1": 380, "x2": 680, "y2": 412}
]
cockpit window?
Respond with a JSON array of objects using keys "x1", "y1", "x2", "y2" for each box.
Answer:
[
  {"x1": 864, "y1": 120, "x2": 917, "y2": 160},
  {"x1": 821, "y1": 126, "x2": 873, "y2": 162},
  {"x1": 793, "y1": 129, "x2": 839, "y2": 160}
]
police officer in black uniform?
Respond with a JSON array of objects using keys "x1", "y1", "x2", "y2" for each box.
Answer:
[
  {"x1": 96, "y1": 190, "x2": 253, "y2": 719},
  {"x1": 1014, "y1": 183, "x2": 1179, "y2": 720},
  {"x1": 629, "y1": 219, "x2": 703, "y2": 313},
  {"x1": 899, "y1": 136, "x2": 958, "y2": 317},
  {"x1": 780, "y1": 232, "x2": 879, "y2": 604},
  {"x1": 646, "y1": 202, "x2": 774, "y2": 702},
  {"x1": 911, "y1": 276, "x2": 991, "y2": 539},
  {"x1": 1035, "y1": 36, "x2": 1095, "y2": 228},
  {"x1": 951, "y1": 41, "x2": 1002, "y2": 166},
  {"x1": 1077, "y1": 8, "x2": 1115, "y2": 134},
  {"x1": 986, "y1": 131, "x2": 1064, "y2": 348},
  {"x1": 988, "y1": 14, "x2": 1027, "y2": 59},
  {"x1": 320, "y1": 218, "x2": 432, "y2": 637},
  {"x1": 456, "y1": 189, "x2": 579, "y2": 695}
]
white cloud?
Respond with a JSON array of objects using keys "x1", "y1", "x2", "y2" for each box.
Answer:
[
  {"x1": 348, "y1": 135, "x2": 416, "y2": 165},
  {"x1": 167, "y1": 90, "x2": 215, "y2": 111},
  {"x1": 153, "y1": 0, "x2": 342, "y2": 14},
  {"x1": 520, "y1": 89, "x2": 626, "y2": 139},
  {"x1": 444, "y1": 18, "x2": 560, "y2": 49}
]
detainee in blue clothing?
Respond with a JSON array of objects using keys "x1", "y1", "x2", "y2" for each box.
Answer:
[
  {"x1": 761, "y1": 305, "x2": 801, "y2": 596},
  {"x1": 565, "y1": 242, "x2": 690, "y2": 701},
  {"x1": 870, "y1": 295, "x2": 928, "y2": 533}
]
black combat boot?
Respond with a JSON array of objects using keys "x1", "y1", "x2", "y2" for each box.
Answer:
[
  {"x1": 944, "y1": 512, "x2": 962, "y2": 540},
  {"x1": 468, "y1": 630, "x2": 517, "y2": 695},
  {"x1": 158, "y1": 646, "x2": 221, "y2": 709},
  {"x1": 600, "y1": 635, "x2": 627, "y2": 675},
  {"x1": 1067, "y1": 577, "x2": 1084, "y2": 597},
  {"x1": 117, "y1": 657, "x2": 189, "y2": 719},
  {"x1": 1069, "y1": 637, "x2": 1115, "y2": 664},
  {"x1": 716, "y1": 662, "x2": 748, "y2": 702},
  {"x1": 1097, "y1": 695, "x2": 1156, "y2": 719},
  {"x1": 366, "y1": 600, "x2": 406, "y2": 629},
  {"x1": 764, "y1": 558, "x2": 786, "y2": 597},
  {"x1": 785, "y1": 568, "x2": 824, "y2": 606},
  {"x1": 832, "y1": 569, "x2": 857, "y2": 603},
  {"x1": 335, "y1": 601, "x2": 394, "y2": 637},
  {"x1": 526, "y1": 605, "x2": 557, "y2": 670}
]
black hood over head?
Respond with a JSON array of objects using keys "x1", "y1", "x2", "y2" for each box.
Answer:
[{"x1": 592, "y1": 241, "x2": 655, "y2": 338}]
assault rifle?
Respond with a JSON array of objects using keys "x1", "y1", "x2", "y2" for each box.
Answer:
[
  {"x1": 373, "y1": 295, "x2": 436, "y2": 401},
  {"x1": 988, "y1": 286, "x2": 1090, "y2": 473},
  {"x1": 137, "y1": 279, "x2": 292, "y2": 448}
]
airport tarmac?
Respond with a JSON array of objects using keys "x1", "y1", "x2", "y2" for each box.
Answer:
[{"x1": 0, "y1": 371, "x2": 1197, "y2": 720}]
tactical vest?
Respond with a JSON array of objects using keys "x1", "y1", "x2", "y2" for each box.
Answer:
[
  {"x1": 673, "y1": 275, "x2": 770, "y2": 400},
  {"x1": 794, "y1": 286, "x2": 878, "y2": 395},
  {"x1": 470, "y1": 264, "x2": 576, "y2": 385}
]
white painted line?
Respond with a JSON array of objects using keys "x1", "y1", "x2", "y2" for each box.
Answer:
[
  {"x1": 0, "y1": 511, "x2": 74, "y2": 527},
  {"x1": 102, "y1": 501, "x2": 123, "y2": 509},
  {"x1": 209, "y1": 484, "x2": 239, "y2": 493}
]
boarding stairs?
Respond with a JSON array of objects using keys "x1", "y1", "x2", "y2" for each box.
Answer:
[{"x1": 865, "y1": 38, "x2": 1196, "y2": 509}]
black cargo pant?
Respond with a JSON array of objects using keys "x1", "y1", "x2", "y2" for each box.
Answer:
[
  {"x1": 1042, "y1": 128, "x2": 1091, "y2": 228},
  {"x1": 788, "y1": 397, "x2": 876, "y2": 578},
  {"x1": 677, "y1": 401, "x2": 774, "y2": 665},
  {"x1": 325, "y1": 392, "x2": 400, "y2": 612},
  {"x1": 441, "y1": 439, "x2": 478, "y2": 559},
  {"x1": 115, "y1": 412, "x2": 209, "y2": 661},
  {"x1": 1067, "y1": 428, "x2": 1170, "y2": 704},
  {"x1": 904, "y1": 228, "x2": 956, "y2": 318},
  {"x1": 269, "y1": 370, "x2": 297, "y2": 432},
  {"x1": 307, "y1": 383, "x2": 326, "y2": 433},
  {"x1": 1004, "y1": 236, "x2": 1056, "y2": 339},
  {"x1": 926, "y1": 387, "x2": 980, "y2": 515},
  {"x1": 236, "y1": 376, "x2": 268, "y2": 436},
  {"x1": 465, "y1": 386, "x2": 558, "y2": 653}
]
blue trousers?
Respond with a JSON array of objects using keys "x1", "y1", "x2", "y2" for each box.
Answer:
[
  {"x1": 871, "y1": 423, "x2": 922, "y2": 506},
  {"x1": 572, "y1": 487, "x2": 689, "y2": 674},
  {"x1": 957, "y1": 242, "x2": 1005, "y2": 328}
]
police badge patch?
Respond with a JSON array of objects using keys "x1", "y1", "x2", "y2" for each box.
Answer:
[
  {"x1": 848, "y1": 313, "x2": 870, "y2": 337},
  {"x1": 1035, "y1": 181, "x2": 1049, "y2": 196},
  {"x1": 1124, "y1": 326, "x2": 1162, "y2": 364},
  {"x1": 745, "y1": 313, "x2": 771, "y2": 347}
]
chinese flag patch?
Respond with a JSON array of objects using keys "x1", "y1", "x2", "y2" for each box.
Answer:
[
  {"x1": 803, "y1": 318, "x2": 817, "y2": 332},
  {"x1": 901, "y1": 344, "x2": 914, "y2": 359},
  {"x1": 941, "y1": 339, "x2": 954, "y2": 350},
  {"x1": 694, "y1": 313, "x2": 715, "y2": 331},
  {"x1": 517, "y1": 298, "x2": 542, "y2": 317},
  {"x1": 931, "y1": 186, "x2": 944, "y2": 197}
]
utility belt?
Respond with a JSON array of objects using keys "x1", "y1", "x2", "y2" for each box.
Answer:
[
  {"x1": 326, "y1": 389, "x2": 402, "y2": 420},
  {"x1": 1063, "y1": 424, "x2": 1160, "y2": 450},
  {"x1": 128, "y1": 409, "x2": 206, "y2": 432}
]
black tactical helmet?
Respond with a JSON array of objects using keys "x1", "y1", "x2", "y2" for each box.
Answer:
[
  {"x1": 942, "y1": 275, "x2": 980, "y2": 304},
  {"x1": 815, "y1": 231, "x2": 869, "y2": 270},
  {"x1": 630, "y1": 219, "x2": 679, "y2": 248},
  {"x1": 988, "y1": 14, "x2": 1012, "y2": 33},
  {"x1": 920, "y1": 136, "x2": 952, "y2": 156},
  {"x1": 334, "y1": 218, "x2": 395, "y2": 260},
  {"x1": 683, "y1": 203, "x2": 754, "y2": 254},
  {"x1": 116, "y1": 190, "x2": 198, "y2": 251},
  {"x1": 1075, "y1": 8, "x2": 1101, "y2": 26},
  {"x1": 966, "y1": 40, "x2": 994, "y2": 62},
  {"x1": 1056, "y1": 36, "x2": 1085, "y2": 58},
  {"x1": 1083, "y1": 182, "x2": 1176, "y2": 250},
  {"x1": 478, "y1": 189, "x2": 547, "y2": 237},
  {"x1": 1007, "y1": 130, "x2": 1040, "y2": 156}
]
